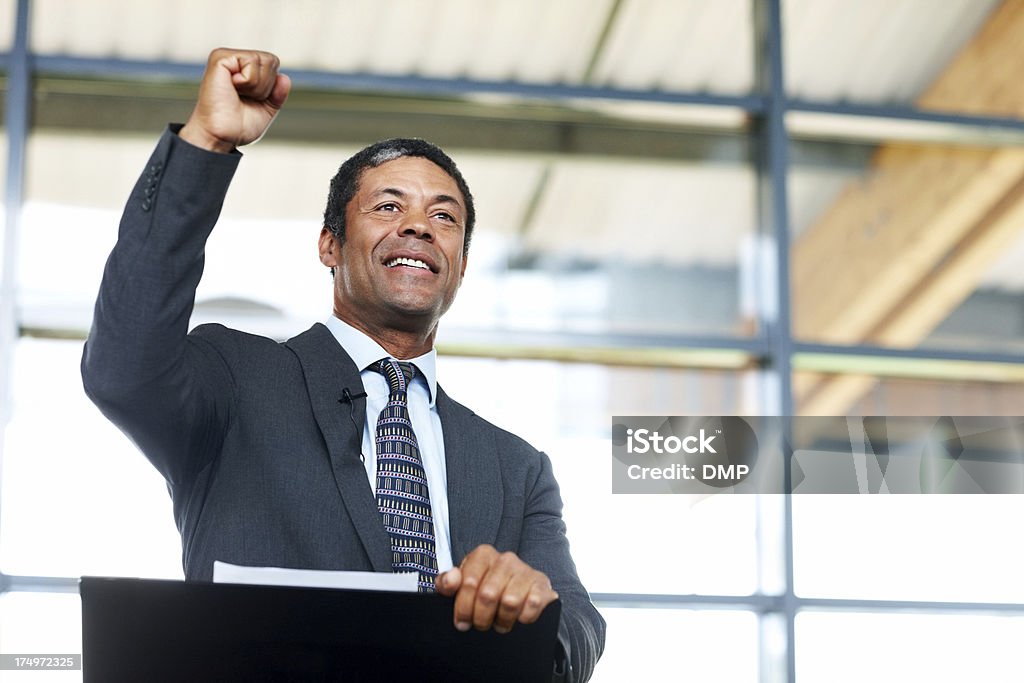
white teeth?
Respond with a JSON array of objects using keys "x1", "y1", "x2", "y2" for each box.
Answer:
[{"x1": 387, "y1": 257, "x2": 430, "y2": 270}]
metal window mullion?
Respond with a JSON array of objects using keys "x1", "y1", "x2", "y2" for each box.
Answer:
[
  {"x1": 793, "y1": 341, "x2": 1024, "y2": 365},
  {"x1": 0, "y1": 0, "x2": 32, "y2": 599},
  {"x1": 753, "y1": 0, "x2": 796, "y2": 682},
  {"x1": 788, "y1": 97, "x2": 1024, "y2": 133},
  {"x1": 31, "y1": 54, "x2": 767, "y2": 112},
  {"x1": 2, "y1": 575, "x2": 80, "y2": 593}
]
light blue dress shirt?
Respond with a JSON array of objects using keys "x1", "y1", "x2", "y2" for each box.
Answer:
[{"x1": 324, "y1": 315, "x2": 454, "y2": 572}]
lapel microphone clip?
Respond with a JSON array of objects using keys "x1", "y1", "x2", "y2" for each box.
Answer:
[{"x1": 339, "y1": 389, "x2": 368, "y2": 462}]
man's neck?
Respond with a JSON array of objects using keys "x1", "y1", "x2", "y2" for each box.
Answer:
[{"x1": 333, "y1": 310, "x2": 436, "y2": 360}]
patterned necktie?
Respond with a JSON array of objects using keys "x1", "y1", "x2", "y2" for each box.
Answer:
[{"x1": 373, "y1": 358, "x2": 438, "y2": 592}]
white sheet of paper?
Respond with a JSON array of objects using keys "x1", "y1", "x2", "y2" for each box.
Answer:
[{"x1": 212, "y1": 561, "x2": 418, "y2": 593}]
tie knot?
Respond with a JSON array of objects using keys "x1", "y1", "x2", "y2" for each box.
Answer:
[{"x1": 375, "y1": 358, "x2": 415, "y2": 394}]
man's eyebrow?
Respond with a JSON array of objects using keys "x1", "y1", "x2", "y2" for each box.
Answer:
[
  {"x1": 432, "y1": 193, "x2": 463, "y2": 209},
  {"x1": 371, "y1": 188, "x2": 407, "y2": 200},
  {"x1": 371, "y1": 188, "x2": 463, "y2": 210}
]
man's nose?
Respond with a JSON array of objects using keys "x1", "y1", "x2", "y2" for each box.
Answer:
[{"x1": 399, "y1": 207, "x2": 433, "y2": 239}]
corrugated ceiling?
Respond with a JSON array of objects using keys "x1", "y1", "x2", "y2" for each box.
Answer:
[{"x1": 27, "y1": 0, "x2": 999, "y2": 103}]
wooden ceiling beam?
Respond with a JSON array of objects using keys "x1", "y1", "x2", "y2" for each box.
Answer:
[{"x1": 793, "y1": 0, "x2": 1024, "y2": 414}]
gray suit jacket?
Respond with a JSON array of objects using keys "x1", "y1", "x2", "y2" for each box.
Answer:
[{"x1": 81, "y1": 126, "x2": 605, "y2": 681}]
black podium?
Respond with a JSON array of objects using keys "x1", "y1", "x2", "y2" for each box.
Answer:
[{"x1": 80, "y1": 576, "x2": 561, "y2": 682}]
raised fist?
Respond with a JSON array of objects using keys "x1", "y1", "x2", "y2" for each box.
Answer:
[{"x1": 179, "y1": 48, "x2": 291, "y2": 153}]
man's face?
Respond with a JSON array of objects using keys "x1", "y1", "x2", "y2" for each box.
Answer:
[{"x1": 320, "y1": 156, "x2": 469, "y2": 337}]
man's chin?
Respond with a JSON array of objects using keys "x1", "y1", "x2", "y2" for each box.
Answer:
[{"x1": 380, "y1": 301, "x2": 446, "y2": 332}]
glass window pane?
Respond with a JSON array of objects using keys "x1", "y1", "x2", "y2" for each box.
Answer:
[
  {"x1": 0, "y1": 124, "x2": 6, "y2": 234},
  {"x1": 797, "y1": 611, "x2": 1024, "y2": 683},
  {"x1": 24, "y1": 128, "x2": 757, "y2": 340},
  {"x1": 0, "y1": 338, "x2": 183, "y2": 578},
  {"x1": 794, "y1": 495, "x2": 1024, "y2": 602},
  {"x1": 19, "y1": 131, "x2": 350, "y2": 337},
  {"x1": 0, "y1": 0, "x2": 13, "y2": 52},
  {"x1": 794, "y1": 371, "x2": 1024, "y2": 416},
  {"x1": 790, "y1": 138, "x2": 1024, "y2": 355},
  {"x1": 453, "y1": 155, "x2": 757, "y2": 338},
  {"x1": 567, "y1": 466, "x2": 761, "y2": 595},
  {"x1": 0, "y1": 592, "x2": 82, "y2": 683},
  {"x1": 792, "y1": 374, "x2": 1024, "y2": 601},
  {"x1": 439, "y1": 358, "x2": 763, "y2": 594},
  {"x1": 784, "y1": 0, "x2": 1015, "y2": 117},
  {"x1": 438, "y1": 358, "x2": 762, "y2": 437},
  {"x1": 593, "y1": 607, "x2": 759, "y2": 683}
]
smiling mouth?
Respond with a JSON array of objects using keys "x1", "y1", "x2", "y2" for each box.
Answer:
[{"x1": 385, "y1": 257, "x2": 434, "y2": 272}]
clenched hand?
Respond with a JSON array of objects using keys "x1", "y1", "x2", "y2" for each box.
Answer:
[{"x1": 180, "y1": 48, "x2": 291, "y2": 153}]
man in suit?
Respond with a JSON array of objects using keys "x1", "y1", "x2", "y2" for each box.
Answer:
[{"x1": 81, "y1": 48, "x2": 605, "y2": 681}]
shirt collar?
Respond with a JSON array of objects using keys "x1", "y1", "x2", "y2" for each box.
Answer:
[{"x1": 324, "y1": 315, "x2": 438, "y2": 406}]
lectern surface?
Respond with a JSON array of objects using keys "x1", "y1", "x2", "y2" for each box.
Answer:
[{"x1": 80, "y1": 576, "x2": 561, "y2": 682}]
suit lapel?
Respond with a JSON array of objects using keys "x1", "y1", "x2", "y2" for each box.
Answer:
[
  {"x1": 437, "y1": 387, "x2": 503, "y2": 564},
  {"x1": 284, "y1": 324, "x2": 393, "y2": 572}
]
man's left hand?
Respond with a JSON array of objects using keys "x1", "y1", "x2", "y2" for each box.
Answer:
[{"x1": 436, "y1": 544, "x2": 559, "y2": 634}]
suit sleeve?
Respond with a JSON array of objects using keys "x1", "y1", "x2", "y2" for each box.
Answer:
[
  {"x1": 521, "y1": 452, "x2": 606, "y2": 683},
  {"x1": 81, "y1": 125, "x2": 241, "y2": 488}
]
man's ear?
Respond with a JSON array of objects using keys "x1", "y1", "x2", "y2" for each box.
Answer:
[
  {"x1": 318, "y1": 227, "x2": 338, "y2": 268},
  {"x1": 459, "y1": 252, "x2": 468, "y2": 279}
]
